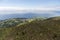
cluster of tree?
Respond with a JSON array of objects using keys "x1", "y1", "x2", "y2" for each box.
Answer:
[
  {"x1": 0, "y1": 18, "x2": 27, "y2": 27},
  {"x1": 0, "y1": 17, "x2": 60, "y2": 40}
]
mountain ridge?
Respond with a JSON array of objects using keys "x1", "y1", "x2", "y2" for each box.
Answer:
[{"x1": 0, "y1": 16, "x2": 60, "y2": 40}]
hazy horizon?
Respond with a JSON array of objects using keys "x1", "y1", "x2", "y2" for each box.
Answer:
[{"x1": 0, "y1": 0, "x2": 59, "y2": 17}]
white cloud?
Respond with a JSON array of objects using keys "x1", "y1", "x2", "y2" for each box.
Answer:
[
  {"x1": 0, "y1": 6, "x2": 60, "y2": 14},
  {"x1": 0, "y1": 6, "x2": 60, "y2": 10}
]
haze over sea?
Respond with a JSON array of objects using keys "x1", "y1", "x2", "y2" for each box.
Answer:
[{"x1": 0, "y1": 0, "x2": 60, "y2": 20}]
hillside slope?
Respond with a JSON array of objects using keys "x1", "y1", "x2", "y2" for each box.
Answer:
[
  {"x1": 0, "y1": 17, "x2": 60, "y2": 40},
  {"x1": 0, "y1": 18, "x2": 28, "y2": 27}
]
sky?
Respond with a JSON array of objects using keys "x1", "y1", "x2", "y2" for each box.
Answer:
[{"x1": 0, "y1": 0, "x2": 60, "y2": 14}]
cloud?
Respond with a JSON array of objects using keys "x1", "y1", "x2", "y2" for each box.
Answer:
[
  {"x1": 0, "y1": 6, "x2": 60, "y2": 14},
  {"x1": 0, "y1": 6, "x2": 60, "y2": 10}
]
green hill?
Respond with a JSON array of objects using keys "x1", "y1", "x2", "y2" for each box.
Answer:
[
  {"x1": 47, "y1": 16, "x2": 60, "y2": 20},
  {"x1": 0, "y1": 18, "x2": 28, "y2": 28},
  {"x1": 0, "y1": 17, "x2": 60, "y2": 40}
]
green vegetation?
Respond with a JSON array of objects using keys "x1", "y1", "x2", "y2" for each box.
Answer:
[
  {"x1": 0, "y1": 18, "x2": 27, "y2": 27},
  {"x1": 0, "y1": 17, "x2": 60, "y2": 40}
]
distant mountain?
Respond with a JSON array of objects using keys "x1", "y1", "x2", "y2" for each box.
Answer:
[{"x1": 0, "y1": 13, "x2": 52, "y2": 20}]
